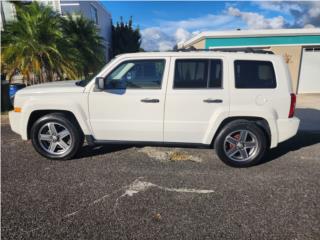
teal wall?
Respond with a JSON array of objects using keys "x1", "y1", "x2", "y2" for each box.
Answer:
[{"x1": 205, "y1": 35, "x2": 320, "y2": 48}]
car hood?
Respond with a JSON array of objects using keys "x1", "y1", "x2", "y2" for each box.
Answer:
[{"x1": 16, "y1": 80, "x2": 84, "y2": 95}]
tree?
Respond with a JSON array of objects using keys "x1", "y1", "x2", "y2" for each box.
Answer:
[
  {"x1": 172, "y1": 44, "x2": 178, "y2": 51},
  {"x1": 1, "y1": 2, "x2": 106, "y2": 84},
  {"x1": 61, "y1": 14, "x2": 105, "y2": 79},
  {"x1": 1, "y1": 2, "x2": 78, "y2": 83},
  {"x1": 112, "y1": 17, "x2": 142, "y2": 57}
]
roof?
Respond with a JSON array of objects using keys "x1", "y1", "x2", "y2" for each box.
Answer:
[
  {"x1": 115, "y1": 51, "x2": 281, "y2": 61},
  {"x1": 180, "y1": 28, "x2": 320, "y2": 49}
]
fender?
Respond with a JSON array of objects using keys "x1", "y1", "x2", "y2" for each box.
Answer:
[
  {"x1": 204, "y1": 107, "x2": 279, "y2": 148},
  {"x1": 202, "y1": 107, "x2": 229, "y2": 145},
  {"x1": 19, "y1": 93, "x2": 91, "y2": 140}
]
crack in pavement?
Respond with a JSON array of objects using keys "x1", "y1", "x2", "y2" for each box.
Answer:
[
  {"x1": 112, "y1": 178, "x2": 215, "y2": 230},
  {"x1": 121, "y1": 178, "x2": 215, "y2": 197},
  {"x1": 21, "y1": 177, "x2": 215, "y2": 234}
]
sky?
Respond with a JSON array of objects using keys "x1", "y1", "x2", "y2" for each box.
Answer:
[{"x1": 102, "y1": 1, "x2": 320, "y2": 51}]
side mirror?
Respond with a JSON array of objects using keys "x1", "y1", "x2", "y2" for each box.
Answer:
[{"x1": 95, "y1": 77, "x2": 105, "y2": 90}]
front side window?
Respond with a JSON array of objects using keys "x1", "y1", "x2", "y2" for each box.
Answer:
[
  {"x1": 234, "y1": 60, "x2": 276, "y2": 88},
  {"x1": 174, "y1": 59, "x2": 222, "y2": 89},
  {"x1": 105, "y1": 60, "x2": 165, "y2": 89}
]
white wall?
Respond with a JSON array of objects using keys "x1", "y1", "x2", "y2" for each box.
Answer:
[
  {"x1": 0, "y1": 0, "x2": 16, "y2": 31},
  {"x1": 298, "y1": 48, "x2": 320, "y2": 94}
]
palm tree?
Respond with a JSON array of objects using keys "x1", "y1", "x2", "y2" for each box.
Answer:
[
  {"x1": 1, "y1": 2, "x2": 77, "y2": 84},
  {"x1": 61, "y1": 14, "x2": 105, "y2": 79}
]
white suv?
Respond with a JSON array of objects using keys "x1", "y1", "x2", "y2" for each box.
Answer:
[{"x1": 9, "y1": 51, "x2": 300, "y2": 167}]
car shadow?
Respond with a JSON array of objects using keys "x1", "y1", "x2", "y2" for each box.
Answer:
[
  {"x1": 76, "y1": 144, "x2": 131, "y2": 159},
  {"x1": 261, "y1": 108, "x2": 320, "y2": 164},
  {"x1": 74, "y1": 108, "x2": 320, "y2": 163},
  {"x1": 294, "y1": 108, "x2": 320, "y2": 132},
  {"x1": 262, "y1": 131, "x2": 320, "y2": 164}
]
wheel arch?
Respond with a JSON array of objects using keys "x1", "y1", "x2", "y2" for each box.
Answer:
[
  {"x1": 211, "y1": 116, "x2": 272, "y2": 147},
  {"x1": 27, "y1": 110, "x2": 84, "y2": 139}
]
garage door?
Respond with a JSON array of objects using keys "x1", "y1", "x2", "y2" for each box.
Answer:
[{"x1": 298, "y1": 47, "x2": 320, "y2": 94}]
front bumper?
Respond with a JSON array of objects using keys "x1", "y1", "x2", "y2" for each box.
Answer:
[
  {"x1": 277, "y1": 117, "x2": 300, "y2": 143},
  {"x1": 9, "y1": 111, "x2": 26, "y2": 139}
]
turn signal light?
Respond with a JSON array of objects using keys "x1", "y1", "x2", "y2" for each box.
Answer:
[{"x1": 14, "y1": 107, "x2": 22, "y2": 113}]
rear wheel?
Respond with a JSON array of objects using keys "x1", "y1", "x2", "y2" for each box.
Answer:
[
  {"x1": 31, "y1": 113, "x2": 84, "y2": 160},
  {"x1": 214, "y1": 120, "x2": 267, "y2": 167}
]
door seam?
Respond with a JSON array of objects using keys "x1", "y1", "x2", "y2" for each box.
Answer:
[{"x1": 162, "y1": 57, "x2": 171, "y2": 142}]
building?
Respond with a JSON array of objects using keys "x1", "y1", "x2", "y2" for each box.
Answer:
[
  {"x1": 41, "y1": 0, "x2": 112, "y2": 61},
  {"x1": 60, "y1": 0, "x2": 112, "y2": 61},
  {"x1": 36, "y1": 0, "x2": 62, "y2": 13},
  {"x1": 0, "y1": 0, "x2": 16, "y2": 31},
  {"x1": 179, "y1": 29, "x2": 320, "y2": 94}
]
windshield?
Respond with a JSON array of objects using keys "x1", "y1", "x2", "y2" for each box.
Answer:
[{"x1": 76, "y1": 58, "x2": 117, "y2": 87}]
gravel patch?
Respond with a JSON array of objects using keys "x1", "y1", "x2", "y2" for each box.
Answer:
[{"x1": 138, "y1": 146, "x2": 203, "y2": 162}]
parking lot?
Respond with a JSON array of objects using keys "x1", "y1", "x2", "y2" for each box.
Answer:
[{"x1": 1, "y1": 94, "x2": 320, "y2": 240}]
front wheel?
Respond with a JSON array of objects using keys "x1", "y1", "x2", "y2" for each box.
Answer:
[
  {"x1": 30, "y1": 113, "x2": 84, "y2": 160},
  {"x1": 214, "y1": 121, "x2": 267, "y2": 167}
]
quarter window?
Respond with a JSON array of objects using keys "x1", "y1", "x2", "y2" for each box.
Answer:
[
  {"x1": 234, "y1": 60, "x2": 276, "y2": 88},
  {"x1": 105, "y1": 60, "x2": 165, "y2": 89},
  {"x1": 174, "y1": 59, "x2": 222, "y2": 89}
]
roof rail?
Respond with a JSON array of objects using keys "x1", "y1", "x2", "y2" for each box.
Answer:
[{"x1": 176, "y1": 47, "x2": 274, "y2": 54}]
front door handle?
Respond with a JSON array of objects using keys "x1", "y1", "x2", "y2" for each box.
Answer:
[
  {"x1": 141, "y1": 98, "x2": 160, "y2": 103},
  {"x1": 203, "y1": 99, "x2": 223, "y2": 103}
]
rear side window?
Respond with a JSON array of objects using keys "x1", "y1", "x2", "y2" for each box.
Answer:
[
  {"x1": 174, "y1": 59, "x2": 222, "y2": 89},
  {"x1": 234, "y1": 60, "x2": 276, "y2": 88}
]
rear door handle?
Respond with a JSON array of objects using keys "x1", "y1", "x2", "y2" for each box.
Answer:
[
  {"x1": 203, "y1": 99, "x2": 223, "y2": 103},
  {"x1": 141, "y1": 98, "x2": 160, "y2": 103}
]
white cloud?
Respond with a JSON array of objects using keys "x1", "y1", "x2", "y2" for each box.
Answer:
[
  {"x1": 140, "y1": 2, "x2": 320, "y2": 51},
  {"x1": 158, "y1": 41, "x2": 173, "y2": 51},
  {"x1": 309, "y1": 6, "x2": 320, "y2": 18},
  {"x1": 227, "y1": 7, "x2": 285, "y2": 29},
  {"x1": 175, "y1": 28, "x2": 191, "y2": 45},
  {"x1": 257, "y1": 1, "x2": 303, "y2": 14},
  {"x1": 140, "y1": 13, "x2": 238, "y2": 51},
  {"x1": 304, "y1": 24, "x2": 316, "y2": 29},
  {"x1": 296, "y1": 2, "x2": 320, "y2": 28},
  {"x1": 141, "y1": 27, "x2": 195, "y2": 51},
  {"x1": 141, "y1": 27, "x2": 175, "y2": 51},
  {"x1": 160, "y1": 14, "x2": 235, "y2": 31},
  {"x1": 257, "y1": 1, "x2": 320, "y2": 28}
]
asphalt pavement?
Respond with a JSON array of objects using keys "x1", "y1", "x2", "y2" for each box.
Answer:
[{"x1": 1, "y1": 110, "x2": 320, "y2": 239}]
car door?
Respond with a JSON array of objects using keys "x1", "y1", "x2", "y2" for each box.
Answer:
[
  {"x1": 164, "y1": 56, "x2": 229, "y2": 144},
  {"x1": 88, "y1": 57, "x2": 170, "y2": 142}
]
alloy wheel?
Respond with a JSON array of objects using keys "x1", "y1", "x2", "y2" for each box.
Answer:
[
  {"x1": 38, "y1": 122, "x2": 72, "y2": 155},
  {"x1": 223, "y1": 130, "x2": 259, "y2": 162}
]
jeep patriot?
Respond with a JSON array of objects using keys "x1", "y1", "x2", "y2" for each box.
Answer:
[{"x1": 9, "y1": 51, "x2": 300, "y2": 167}]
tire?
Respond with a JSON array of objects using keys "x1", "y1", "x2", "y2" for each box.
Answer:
[
  {"x1": 30, "y1": 113, "x2": 84, "y2": 160},
  {"x1": 214, "y1": 120, "x2": 267, "y2": 167}
]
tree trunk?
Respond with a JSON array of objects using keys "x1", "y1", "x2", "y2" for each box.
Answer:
[{"x1": 26, "y1": 71, "x2": 30, "y2": 86}]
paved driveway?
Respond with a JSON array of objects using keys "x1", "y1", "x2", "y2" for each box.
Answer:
[{"x1": 1, "y1": 94, "x2": 320, "y2": 239}]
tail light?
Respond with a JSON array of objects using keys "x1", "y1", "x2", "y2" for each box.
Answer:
[{"x1": 288, "y1": 93, "x2": 296, "y2": 118}]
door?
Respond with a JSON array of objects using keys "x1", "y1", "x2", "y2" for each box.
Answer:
[
  {"x1": 298, "y1": 47, "x2": 320, "y2": 94},
  {"x1": 89, "y1": 57, "x2": 169, "y2": 141},
  {"x1": 164, "y1": 57, "x2": 229, "y2": 144}
]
